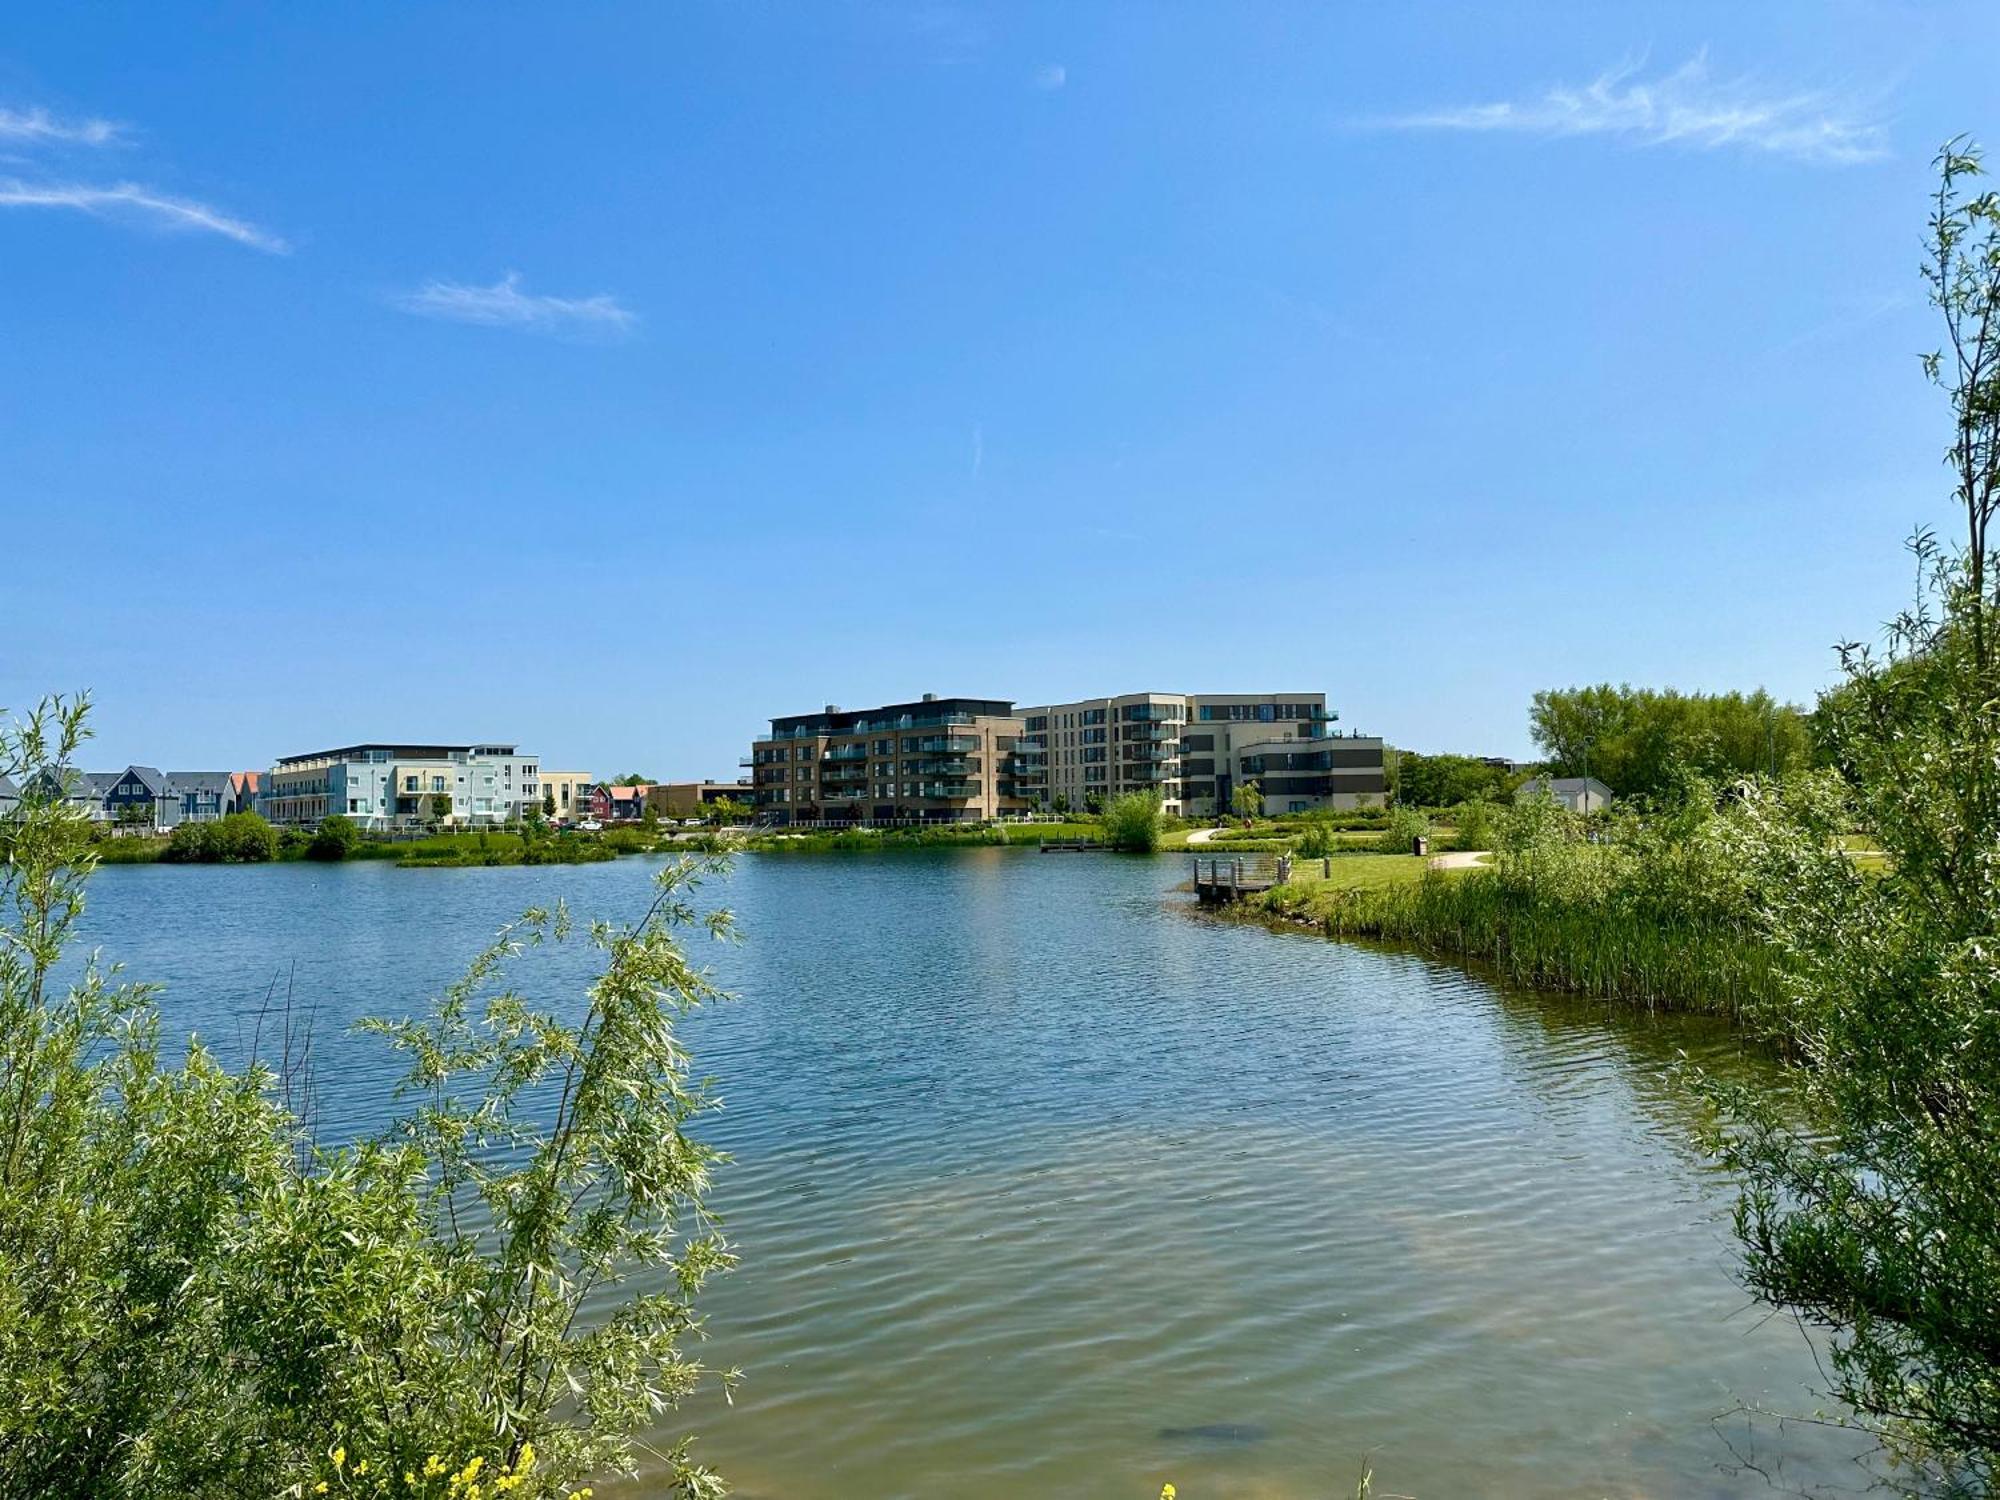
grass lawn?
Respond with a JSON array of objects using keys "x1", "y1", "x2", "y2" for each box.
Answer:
[{"x1": 1277, "y1": 853, "x2": 1435, "y2": 891}]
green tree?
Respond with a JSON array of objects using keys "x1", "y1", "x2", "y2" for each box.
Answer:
[
  {"x1": 542, "y1": 788, "x2": 557, "y2": 818},
  {"x1": 1393, "y1": 752, "x2": 1513, "y2": 809},
  {"x1": 1529, "y1": 684, "x2": 1812, "y2": 798},
  {"x1": 0, "y1": 695, "x2": 736, "y2": 1497},
  {"x1": 429, "y1": 792, "x2": 452, "y2": 827},
  {"x1": 1700, "y1": 140, "x2": 2000, "y2": 1484},
  {"x1": 307, "y1": 814, "x2": 358, "y2": 862},
  {"x1": 1230, "y1": 780, "x2": 1263, "y2": 824},
  {"x1": 1099, "y1": 790, "x2": 1163, "y2": 852}
]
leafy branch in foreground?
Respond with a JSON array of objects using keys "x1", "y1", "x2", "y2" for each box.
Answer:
[
  {"x1": 1696, "y1": 138, "x2": 2000, "y2": 1491},
  {"x1": 0, "y1": 693, "x2": 737, "y2": 1499}
]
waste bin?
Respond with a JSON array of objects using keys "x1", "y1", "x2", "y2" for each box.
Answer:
[{"x1": 1412, "y1": 835, "x2": 1429, "y2": 857}]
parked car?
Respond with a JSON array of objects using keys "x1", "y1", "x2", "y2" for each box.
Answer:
[{"x1": 579, "y1": 818, "x2": 603, "y2": 831}]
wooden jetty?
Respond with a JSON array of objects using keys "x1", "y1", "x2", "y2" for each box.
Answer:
[
  {"x1": 1191, "y1": 853, "x2": 1292, "y2": 903},
  {"x1": 1038, "y1": 839, "x2": 1102, "y2": 853}
]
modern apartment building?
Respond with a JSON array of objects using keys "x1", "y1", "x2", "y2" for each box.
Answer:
[
  {"x1": 261, "y1": 743, "x2": 540, "y2": 830},
  {"x1": 1017, "y1": 692, "x2": 1385, "y2": 817},
  {"x1": 538, "y1": 769, "x2": 593, "y2": 822},
  {"x1": 748, "y1": 694, "x2": 1029, "y2": 825}
]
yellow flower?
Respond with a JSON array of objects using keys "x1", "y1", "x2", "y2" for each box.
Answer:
[
  {"x1": 514, "y1": 1441, "x2": 536, "y2": 1473},
  {"x1": 356, "y1": 1460, "x2": 370, "y2": 1475},
  {"x1": 425, "y1": 1455, "x2": 447, "y2": 1477},
  {"x1": 314, "y1": 1486, "x2": 328, "y2": 1496},
  {"x1": 1161, "y1": 1487, "x2": 1177, "y2": 1500},
  {"x1": 406, "y1": 1473, "x2": 418, "y2": 1488},
  {"x1": 332, "y1": 1445, "x2": 347, "y2": 1470}
]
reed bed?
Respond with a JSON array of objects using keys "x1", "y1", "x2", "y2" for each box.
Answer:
[{"x1": 1255, "y1": 866, "x2": 1778, "y2": 1019}]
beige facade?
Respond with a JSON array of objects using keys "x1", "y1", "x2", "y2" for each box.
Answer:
[
  {"x1": 749, "y1": 694, "x2": 1030, "y2": 825},
  {"x1": 1018, "y1": 692, "x2": 1385, "y2": 817},
  {"x1": 539, "y1": 770, "x2": 592, "y2": 822}
]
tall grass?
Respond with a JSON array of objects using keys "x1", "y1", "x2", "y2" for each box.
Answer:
[{"x1": 1253, "y1": 792, "x2": 1781, "y2": 1019}]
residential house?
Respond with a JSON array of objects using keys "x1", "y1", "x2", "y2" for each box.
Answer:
[
  {"x1": 99, "y1": 767, "x2": 234, "y2": 830},
  {"x1": 589, "y1": 784, "x2": 650, "y2": 822},
  {"x1": 262, "y1": 743, "x2": 540, "y2": 830},
  {"x1": 538, "y1": 770, "x2": 592, "y2": 823},
  {"x1": 1516, "y1": 776, "x2": 1614, "y2": 814}
]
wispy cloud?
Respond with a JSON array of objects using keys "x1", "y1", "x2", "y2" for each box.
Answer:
[
  {"x1": 0, "y1": 104, "x2": 121, "y2": 146},
  {"x1": 1364, "y1": 51, "x2": 1888, "y2": 166},
  {"x1": 394, "y1": 272, "x2": 636, "y2": 338},
  {"x1": 1031, "y1": 63, "x2": 1067, "y2": 92},
  {"x1": 0, "y1": 178, "x2": 287, "y2": 250}
]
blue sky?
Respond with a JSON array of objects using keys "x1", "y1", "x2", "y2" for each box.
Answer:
[{"x1": 2, "y1": 3, "x2": 1994, "y2": 776}]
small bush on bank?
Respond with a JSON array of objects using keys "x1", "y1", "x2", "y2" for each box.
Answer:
[
  {"x1": 1375, "y1": 806, "x2": 1431, "y2": 855},
  {"x1": 159, "y1": 811, "x2": 280, "y2": 864},
  {"x1": 1100, "y1": 792, "x2": 1164, "y2": 853},
  {"x1": 306, "y1": 814, "x2": 358, "y2": 861}
]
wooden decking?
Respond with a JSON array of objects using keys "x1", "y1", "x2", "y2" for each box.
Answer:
[{"x1": 1191, "y1": 853, "x2": 1292, "y2": 903}]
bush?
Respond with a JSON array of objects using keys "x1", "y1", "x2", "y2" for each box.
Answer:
[
  {"x1": 159, "y1": 811, "x2": 279, "y2": 864},
  {"x1": 1450, "y1": 800, "x2": 1499, "y2": 853},
  {"x1": 1294, "y1": 815, "x2": 1342, "y2": 859},
  {"x1": 1100, "y1": 791, "x2": 1163, "y2": 853},
  {"x1": 0, "y1": 696, "x2": 735, "y2": 1498},
  {"x1": 1375, "y1": 805, "x2": 1431, "y2": 854},
  {"x1": 306, "y1": 814, "x2": 358, "y2": 861}
]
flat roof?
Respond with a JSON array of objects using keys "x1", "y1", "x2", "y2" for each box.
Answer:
[
  {"x1": 767, "y1": 696, "x2": 1015, "y2": 736},
  {"x1": 273, "y1": 742, "x2": 520, "y2": 767}
]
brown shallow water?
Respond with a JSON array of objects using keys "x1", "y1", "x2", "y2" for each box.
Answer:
[{"x1": 82, "y1": 851, "x2": 1872, "y2": 1499}]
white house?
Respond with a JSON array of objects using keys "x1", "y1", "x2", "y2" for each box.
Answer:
[{"x1": 1516, "y1": 775, "x2": 1614, "y2": 814}]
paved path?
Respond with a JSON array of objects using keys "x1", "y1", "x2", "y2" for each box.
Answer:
[
  {"x1": 1186, "y1": 826, "x2": 1226, "y2": 845},
  {"x1": 1427, "y1": 850, "x2": 1491, "y2": 870}
]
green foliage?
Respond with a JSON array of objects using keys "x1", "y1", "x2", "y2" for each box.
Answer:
[
  {"x1": 159, "y1": 810, "x2": 280, "y2": 864},
  {"x1": 1263, "y1": 788, "x2": 1776, "y2": 1017},
  {"x1": 1100, "y1": 792, "x2": 1164, "y2": 853},
  {"x1": 1529, "y1": 683, "x2": 1812, "y2": 798},
  {"x1": 1449, "y1": 799, "x2": 1499, "y2": 853},
  {"x1": 1391, "y1": 752, "x2": 1515, "y2": 809},
  {"x1": 0, "y1": 694, "x2": 735, "y2": 1498},
  {"x1": 1229, "y1": 780, "x2": 1263, "y2": 823},
  {"x1": 1692, "y1": 139, "x2": 2000, "y2": 1486},
  {"x1": 1374, "y1": 805, "x2": 1430, "y2": 855},
  {"x1": 1294, "y1": 814, "x2": 1342, "y2": 860},
  {"x1": 308, "y1": 814, "x2": 359, "y2": 861}
]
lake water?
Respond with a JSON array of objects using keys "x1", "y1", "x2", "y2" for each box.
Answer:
[{"x1": 77, "y1": 851, "x2": 1866, "y2": 1499}]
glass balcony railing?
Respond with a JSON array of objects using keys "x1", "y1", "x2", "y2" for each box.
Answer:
[
  {"x1": 913, "y1": 783, "x2": 978, "y2": 800},
  {"x1": 821, "y1": 746, "x2": 869, "y2": 762},
  {"x1": 903, "y1": 736, "x2": 979, "y2": 755}
]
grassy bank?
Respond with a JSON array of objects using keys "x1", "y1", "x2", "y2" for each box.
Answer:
[{"x1": 1242, "y1": 815, "x2": 1779, "y2": 1021}]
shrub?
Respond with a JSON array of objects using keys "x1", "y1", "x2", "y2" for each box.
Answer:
[
  {"x1": 1374, "y1": 805, "x2": 1430, "y2": 855},
  {"x1": 0, "y1": 695, "x2": 735, "y2": 1498},
  {"x1": 1450, "y1": 800, "x2": 1498, "y2": 853},
  {"x1": 307, "y1": 814, "x2": 358, "y2": 861},
  {"x1": 1294, "y1": 815, "x2": 1342, "y2": 859},
  {"x1": 1100, "y1": 791, "x2": 1163, "y2": 853}
]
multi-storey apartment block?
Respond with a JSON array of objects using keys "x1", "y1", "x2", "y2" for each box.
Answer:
[
  {"x1": 1018, "y1": 692, "x2": 1385, "y2": 817},
  {"x1": 748, "y1": 694, "x2": 1029, "y2": 826},
  {"x1": 261, "y1": 743, "x2": 540, "y2": 830}
]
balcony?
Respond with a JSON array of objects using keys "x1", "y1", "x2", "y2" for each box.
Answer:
[
  {"x1": 821, "y1": 746, "x2": 869, "y2": 762},
  {"x1": 903, "y1": 736, "x2": 979, "y2": 755},
  {"x1": 913, "y1": 782, "x2": 978, "y2": 800}
]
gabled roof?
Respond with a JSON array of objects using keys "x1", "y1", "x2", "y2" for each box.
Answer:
[
  {"x1": 114, "y1": 765, "x2": 167, "y2": 796},
  {"x1": 0, "y1": 774, "x2": 17, "y2": 799},
  {"x1": 165, "y1": 771, "x2": 235, "y2": 796},
  {"x1": 231, "y1": 771, "x2": 262, "y2": 796},
  {"x1": 602, "y1": 784, "x2": 649, "y2": 803},
  {"x1": 81, "y1": 771, "x2": 123, "y2": 797},
  {"x1": 1518, "y1": 775, "x2": 1613, "y2": 797}
]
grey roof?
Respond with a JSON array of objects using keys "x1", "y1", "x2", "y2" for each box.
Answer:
[
  {"x1": 0, "y1": 774, "x2": 17, "y2": 799},
  {"x1": 1518, "y1": 776, "x2": 1613, "y2": 797},
  {"x1": 116, "y1": 766, "x2": 167, "y2": 796},
  {"x1": 82, "y1": 771, "x2": 123, "y2": 797},
  {"x1": 165, "y1": 771, "x2": 235, "y2": 796}
]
